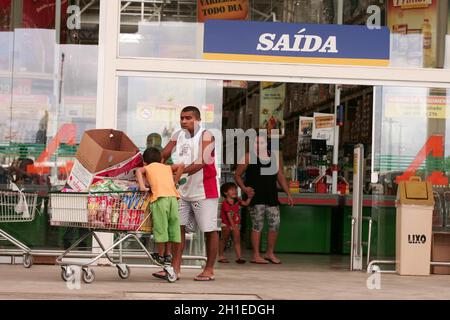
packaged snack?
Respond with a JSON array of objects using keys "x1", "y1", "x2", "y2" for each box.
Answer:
[
  {"x1": 119, "y1": 208, "x2": 132, "y2": 230},
  {"x1": 104, "y1": 196, "x2": 114, "y2": 225},
  {"x1": 87, "y1": 196, "x2": 99, "y2": 223},
  {"x1": 89, "y1": 179, "x2": 112, "y2": 193},
  {"x1": 96, "y1": 196, "x2": 107, "y2": 228},
  {"x1": 111, "y1": 199, "x2": 121, "y2": 225}
]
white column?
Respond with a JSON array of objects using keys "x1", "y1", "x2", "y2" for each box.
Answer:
[
  {"x1": 332, "y1": 85, "x2": 341, "y2": 194},
  {"x1": 332, "y1": 0, "x2": 344, "y2": 194},
  {"x1": 94, "y1": 0, "x2": 121, "y2": 264},
  {"x1": 96, "y1": 0, "x2": 120, "y2": 129}
]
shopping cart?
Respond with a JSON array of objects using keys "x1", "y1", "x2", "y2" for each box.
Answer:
[
  {"x1": 49, "y1": 191, "x2": 178, "y2": 284},
  {"x1": 0, "y1": 183, "x2": 39, "y2": 268}
]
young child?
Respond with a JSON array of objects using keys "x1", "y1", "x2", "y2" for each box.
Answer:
[
  {"x1": 136, "y1": 147, "x2": 184, "y2": 267},
  {"x1": 218, "y1": 182, "x2": 253, "y2": 264}
]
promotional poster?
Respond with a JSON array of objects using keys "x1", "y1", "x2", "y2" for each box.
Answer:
[
  {"x1": 198, "y1": 0, "x2": 248, "y2": 22},
  {"x1": 312, "y1": 113, "x2": 335, "y2": 146},
  {"x1": 259, "y1": 82, "x2": 286, "y2": 135},
  {"x1": 387, "y1": 0, "x2": 438, "y2": 68}
]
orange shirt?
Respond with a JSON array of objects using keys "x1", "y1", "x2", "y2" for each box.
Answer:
[{"x1": 144, "y1": 163, "x2": 180, "y2": 203}]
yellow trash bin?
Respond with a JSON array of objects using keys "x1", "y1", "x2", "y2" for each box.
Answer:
[{"x1": 396, "y1": 176, "x2": 435, "y2": 276}]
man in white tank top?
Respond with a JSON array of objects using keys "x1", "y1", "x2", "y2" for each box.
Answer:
[{"x1": 156, "y1": 106, "x2": 219, "y2": 281}]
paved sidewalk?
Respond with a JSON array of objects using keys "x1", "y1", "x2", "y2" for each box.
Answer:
[{"x1": 0, "y1": 254, "x2": 450, "y2": 300}]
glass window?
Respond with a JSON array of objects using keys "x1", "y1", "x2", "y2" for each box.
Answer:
[
  {"x1": 0, "y1": 31, "x2": 13, "y2": 146},
  {"x1": 372, "y1": 86, "x2": 450, "y2": 196},
  {"x1": 117, "y1": 0, "x2": 450, "y2": 72},
  {"x1": 0, "y1": 29, "x2": 98, "y2": 188},
  {"x1": 117, "y1": 76, "x2": 223, "y2": 164}
]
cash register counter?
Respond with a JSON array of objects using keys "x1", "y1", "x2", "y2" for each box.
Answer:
[{"x1": 244, "y1": 193, "x2": 396, "y2": 256}]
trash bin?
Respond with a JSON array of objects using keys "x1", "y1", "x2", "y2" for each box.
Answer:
[{"x1": 396, "y1": 176, "x2": 434, "y2": 276}]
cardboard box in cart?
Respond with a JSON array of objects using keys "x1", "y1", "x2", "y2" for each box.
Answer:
[{"x1": 67, "y1": 129, "x2": 143, "y2": 192}]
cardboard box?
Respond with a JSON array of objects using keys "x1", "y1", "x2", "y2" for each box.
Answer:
[
  {"x1": 67, "y1": 153, "x2": 143, "y2": 192},
  {"x1": 67, "y1": 129, "x2": 142, "y2": 192},
  {"x1": 431, "y1": 232, "x2": 450, "y2": 275},
  {"x1": 76, "y1": 129, "x2": 140, "y2": 173}
]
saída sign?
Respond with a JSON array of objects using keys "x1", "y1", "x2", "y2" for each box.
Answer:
[{"x1": 203, "y1": 20, "x2": 390, "y2": 66}]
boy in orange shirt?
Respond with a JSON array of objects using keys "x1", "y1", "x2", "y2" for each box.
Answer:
[{"x1": 136, "y1": 147, "x2": 184, "y2": 266}]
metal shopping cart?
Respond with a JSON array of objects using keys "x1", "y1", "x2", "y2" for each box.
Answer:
[
  {"x1": 49, "y1": 191, "x2": 178, "y2": 283},
  {"x1": 0, "y1": 184, "x2": 39, "y2": 268}
]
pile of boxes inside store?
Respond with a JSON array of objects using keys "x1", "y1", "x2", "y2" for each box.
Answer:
[{"x1": 50, "y1": 129, "x2": 152, "y2": 232}]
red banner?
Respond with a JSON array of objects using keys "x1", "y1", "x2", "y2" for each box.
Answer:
[
  {"x1": 23, "y1": 0, "x2": 68, "y2": 29},
  {"x1": 0, "y1": 0, "x2": 11, "y2": 31}
]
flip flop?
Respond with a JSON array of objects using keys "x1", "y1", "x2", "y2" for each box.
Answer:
[
  {"x1": 194, "y1": 275, "x2": 215, "y2": 281},
  {"x1": 218, "y1": 258, "x2": 230, "y2": 263},
  {"x1": 235, "y1": 258, "x2": 246, "y2": 264},
  {"x1": 264, "y1": 257, "x2": 282, "y2": 264},
  {"x1": 250, "y1": 260, "x2": 269, "y2": 264}
]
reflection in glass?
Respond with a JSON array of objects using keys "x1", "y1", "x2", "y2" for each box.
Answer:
[
  {"x1": 373, "y1": 86, "x2": 450, "y2": 195},
  {"x1": 117, "y1": 76, "x2": 223, "y2": 165}
]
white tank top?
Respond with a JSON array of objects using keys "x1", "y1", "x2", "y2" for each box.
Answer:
[{"x1": 173, "y1": 127, "x2": 219, "y2": 201}]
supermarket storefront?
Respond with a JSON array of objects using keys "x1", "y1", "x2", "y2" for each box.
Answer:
[{"x1": 1, "y1": 0, "x2": 450, "y2": 271}]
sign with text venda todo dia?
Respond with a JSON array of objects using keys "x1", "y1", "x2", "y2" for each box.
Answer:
[{"x1": 203, "y1": 20, "x2": 390, "y2": 66}]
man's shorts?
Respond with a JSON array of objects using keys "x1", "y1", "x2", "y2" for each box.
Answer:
[
  {"x1": 179, "y1": 198, "x2": 220, "y2": 233},
  {"x1": 150, "y1": 197, "x2": 181, "y2": 243},
  {"x1": 248, "y1": 205, "x2": 280, "y2": 232}
]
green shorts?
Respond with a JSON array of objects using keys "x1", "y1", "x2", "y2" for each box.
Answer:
[{"x1": 150, "y1": 197, "x2": 181, "y2": 244}]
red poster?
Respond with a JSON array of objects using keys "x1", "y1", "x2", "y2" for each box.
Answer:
[
  {"x1": 23, "y1": 0, "x2": 68, "y2": 29},
  {"x1": 0, "y1": 0, "x2": 11, "y2": 31}
]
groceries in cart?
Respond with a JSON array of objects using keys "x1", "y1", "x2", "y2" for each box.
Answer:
[
  {"x1": 89, "y1": 179, "x2": 138, "y2": 193},
  {"x1": 86, "y1": 191, "x2": 150, "y2": 230},
  {"x1": 51, "y1": 190, "x2": 152, "y2": 232}
]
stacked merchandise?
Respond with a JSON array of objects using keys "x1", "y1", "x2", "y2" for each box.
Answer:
[
  {"x1": 286, "y1": 83, "x2": 308, "y2": 116},
  {"x1": 88, "y1": 179, "x2": 151, "y2": 232},
  {"x1": 350, "y1": 93, "x2": 373, "y2": 144},
  {"x1": 55, "y1": 179, "x2": 153, "y2": 232},
  {"x1": 351, "y1": 96, "x2": 363, "y2": 142},
  {"x1": 52, "y1": 129, "x2": 153, "y2": 232}
]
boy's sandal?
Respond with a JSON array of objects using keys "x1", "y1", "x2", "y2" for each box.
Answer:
[
  {"x1": 152, "y1": 271, "x2": 180, "y2": 281},
  {"x1": 235, "y1": 258, "x2": 246, "y2": 264},
  {"x1": 152, "y1": 271, "x2": 168, "y2": 280},
  {"x1": 218, "y1": 258, "x2": 230, "y2": 263}
]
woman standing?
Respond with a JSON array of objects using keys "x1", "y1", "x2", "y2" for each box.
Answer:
[{"x1": 235, "y1": 134, "x2": 294, "y2": 264}]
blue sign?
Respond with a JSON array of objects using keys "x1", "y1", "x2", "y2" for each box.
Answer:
[{"x1": 203, "y1": 20, "x2": 390, "y2": 66}]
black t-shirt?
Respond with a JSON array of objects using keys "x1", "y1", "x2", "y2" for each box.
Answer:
[{"x1": 245, "y1": 153, "x2": 279, "y2": 207}]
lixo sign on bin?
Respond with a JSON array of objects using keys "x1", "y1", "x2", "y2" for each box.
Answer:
[{"x1": 203, "y1": 20, "x2": 390, "y2": 66}]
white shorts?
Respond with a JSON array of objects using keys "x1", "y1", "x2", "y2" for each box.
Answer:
[{"x1": 179, "y1": 198, "x2": 220, "y2": 233}]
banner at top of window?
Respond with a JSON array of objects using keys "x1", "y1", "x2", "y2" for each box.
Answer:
[
  {"x1": 198, "y1": 0, "x2": 249, "y2": 22},
  {"x1": 203, "y1": 20, "x2": 390, "y2": 66}
]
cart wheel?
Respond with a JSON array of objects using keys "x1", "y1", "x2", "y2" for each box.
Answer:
[
  {"x1": 82, "y1": 268, "x2": 95, "y2": 284},
  {"x1": 23, "y1": 254, "x2": 33, "y2": 269},
  {"x1": 117, "y1": 265, "x2": 130, "y2": 280},
  {"x1": 61, "y1": 266, "x2": 75, "y2": 282}
]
